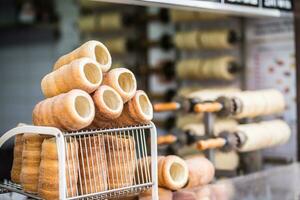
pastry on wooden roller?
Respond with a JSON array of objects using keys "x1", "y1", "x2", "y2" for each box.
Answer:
[
  {"x1": 104, "y1": 135, "x2": 135, "y2": 189},
  {"x1": 90, "y1": 85, "x2": 123, "y2": 129},
  {"x1": 116, "y1": 90, "x2": 153, "y2": 127},
  {"x1": 139, "y1": 187, "x2": 173, "y2": 200},
  {"x1": 237, "y1": 120, "x2": 291, "y2": 152},
  {"x1": 184, "y1": 156, "x2": 215, "y2": 188},
  {"x1": 102, "y1": 68, "x2": 137, "y2": 103},
  {"x1": 78, "y1": 136, "x2": 107, "y2": 195},
  {"x1": 32, "y1": 89, "x2": 95, "y2": 131},
  {"x1": 158, "y1": 155, "x2": 189, "y2": 190},
  {"x1": 53, "y1": 40, "x2": 111, "y2": 73},
  {"x1": 231, "y1": 89, "x2": 285, "y2": 118},
  {"x1": 20, "y1": 134, "x2": 45, "y2": 193},
  {"x1": 41, "y1": 58, "x2": 102, "y2": 98},
  {"x1": 38, "y1": 138, "x2": 78, "y2": 200}
]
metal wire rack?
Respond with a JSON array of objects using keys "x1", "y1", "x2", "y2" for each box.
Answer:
[{"x1": 0, "y1": 123, "x2": 158, "y2": 200}]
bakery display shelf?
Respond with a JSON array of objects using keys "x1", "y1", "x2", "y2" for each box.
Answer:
[
  {"x1": 0, "y1": 123, "x2": 159, "y2": 200},
  {"x1": 0, "y1": 181, "x2": 42, "y2": 199},
  {"x1": 93, "y1": 0, "x2": 293, "y2": 18}
]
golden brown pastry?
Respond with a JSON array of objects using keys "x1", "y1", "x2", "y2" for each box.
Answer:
[
  {"x1": 116, "y1": 90, "x2": 153, "y2": 127},
  {"x1": 53, "y1": 40, "x2": 111, "y2": 73},
  {"x1": 105, "y1": 135, "x2": 135, "y2": 189},
  {"x1": 184, "y1": 156, "x2": 215, "y2": 188},
  {"x1": 38, "y1": 138, "x2": 78, "y2": 200},
  {"x1": 102, "y1": 68, "x2": 137, "y2": 103},
  {"x1": 158, "y1": 156, "x2": 189, "y2": 190},
  {"x1": 11, "y1": 134, "x2": 23, "y2": 183},
  {"x1": 90, "y1": 85, "x2": 123, "y2": 129},
  {"x1": 32, "y1": 89, "x2": 95, "y2": 131},
  {"x1": 20, "y1": 134, "x2": 45, "y2": 193},
  {"x1": 78, "y1": 136, "x2": 107, "y2": 195},
  {"x1": 41, "y1": 58, "x2": 102, "y2": 98}
]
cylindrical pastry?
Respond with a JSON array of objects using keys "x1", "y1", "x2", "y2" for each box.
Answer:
[
  {"x1": 102, "y1": 68, "x2": 137, "y2": 103},
  {"x1": 104, "y1": 135, "x2": 135, "y2": 189},
  {"x1": 104, "y1": 37, "x2": 127, "y2": 54},
  {"x1": 90, "y1": 85, "x2": 123, "y2": 129},
  {"x1": 232, "y1": 89, "x2": 285, "y2": 118},
  {"x1": 237, "y1": 120, "x2": 291, "y2": 152},
  {"x1": 184, "y1": 157, "x2": 215, "y2": 188},
  {"x1": 116, "y1": 90, "x2": 153, "y2": 127},
  {"x1": 20, "y1": 134, "x2": 45, "y2": 193},
  {"x1": 182, "y1": 119, "x2": 238, "y2": 137},
  {"x1": 41, "y1": 58, "x2": 102, "y2": 98},
  {"x1": 78, "y1": 136, "x2": 108, "y2": 195},
  {"x1": 169, "y1": 9, "x2": 226, "y2": 23},
  {"x1": 38, "y1": 138, "x2": 78, "y2": 200},
  {"x1": 176, "y1": 56, "x2": 238, "y2": 81},
  {"x1": 53, "y1": 40, "x2": 111, "y2": 73},
  {"x1": 139, "y1": 187, "x2": 173, "y2": 200},
  {"x1": 11, "y1": 133, "x2": 23, "y2": 183},
  {"x1": 158, "y1": 155, "x2": 189, "y2": 190},
  {"x1": 32, "y1": 89, "x2": 95, "y2": 131}
]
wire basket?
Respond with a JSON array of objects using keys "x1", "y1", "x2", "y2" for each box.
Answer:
[{"x1": 0, "y1": 123, "x2": 158, "y2": 200}]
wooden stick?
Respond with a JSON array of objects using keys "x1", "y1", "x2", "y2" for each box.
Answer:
[
  {"x1": 196, "y1": 138, "x2": 226, "y2": 151},
  {"x1": 157, "y1": 134, "x2": 177, "y2": 145},
  {"x1": 193, "y1": 102, "x2": 222, "y2": 113},
  {"x1": 154, "y1": 102, "x2": 180, "y2": 112}
]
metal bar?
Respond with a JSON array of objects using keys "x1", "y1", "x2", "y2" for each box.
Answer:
[
  {"x1": 204, "y1": 112, "x2": 215, "y2": 164},
  {"x1": 65, "y1": 124, "x2": 153, "y2": 136},
  {"x1": 66, "y1": 183, "x2": 153, "y2": 200},
  {"x1": 57, "y1": 134, "x2": 67, "y2": 199},
  {"x1": 294, "y1": 0, "x2": 300, "y2": 161},
  {"x1": 150, "y1": 122, "x2": 158, "y2": 200},
  {"x1": 0, "y1": 183, "x2": 42, "y2": 200},
  {"x1": 92, "y1": 0, "x2": 292, "y2": 18}
]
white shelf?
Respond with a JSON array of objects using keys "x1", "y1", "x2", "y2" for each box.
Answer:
[{"x1": 93, "y1": 0, "x2": 293, "y2": 18}]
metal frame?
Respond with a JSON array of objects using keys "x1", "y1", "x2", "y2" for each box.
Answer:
[
  {"x1": 294, "y1": 0, "x2": 300, "y2": 161},
  {"x1": 93, "y1": 0, "x2": 292, "y2": 17},
  {"x1": 0, "y1": 123, "x2": 158, "y2": 200}
]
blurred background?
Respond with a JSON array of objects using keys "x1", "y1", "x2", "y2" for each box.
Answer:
[{"x1": 0, "y1": 0, "x2": 298, "y2": 199}]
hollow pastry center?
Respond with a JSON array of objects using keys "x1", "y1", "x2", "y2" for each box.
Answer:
[
  {"x1": 118, "y1": 72, "x2": 135, "y2": 93},
  {"x1": 139, "y1": 94, "x2": 152, "y2": 116},
  {"x1": 103, "y1": 90, "x2": 121, "y2": 111},
  {"x1": 75, "y1": 96, "x2": 91, "y2": 118},
  {"x1": 169, "y1": 162, "x2": 185, "y2": 183},
  {"x1": 95, "y1": 45, "x2": 109, "y2": 65},
  {"x1": 83, "y1": 63, "x2": 101, "y2": 84}
]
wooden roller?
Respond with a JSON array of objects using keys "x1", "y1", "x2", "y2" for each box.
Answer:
[
  {"x1": 116, "y1": 90, "x2": 153, "y2": 127},
  {"x1": 53, "y1": 40, "x2": 112, "y2": 73},
  {"x1": 32, "y1": 89, "x2": 95, "y2": 131},
  {"x1": 154, "y1": 102, "x2": 180, "y2": 112},
  {"x1": 158, "y1": 155, "x2": 189, "y2": 190},
  {"x1": 196, "y1": 138, "x2": 226, "y2": 151},
  {"x1": 38, "y1": 138, "x2": 78, "y2": 200},
  {"x1": 90, "y1": 85, "x2": 123, "y2": 128},
  {"x1": 20, "y1": 134, "x2": 45, "y2": 193},
  {"x1": 193, "y1": 102, "x2": 223, "y2": 113},
  {"x1": 102, "y1": 68, "x2": 137, "y2": 103},
  {"x1": 42, "y1": 58, "x2": 102, "y2": 98},
  {"x1": 184, "y1": 157, "x2": 215, "y2": 188},
  {"x1": 157, "y1": 134, "x2": 177, "y2": 145}
]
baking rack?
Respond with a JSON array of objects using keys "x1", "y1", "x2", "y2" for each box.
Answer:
[{"x1": 0, "y1": 123, "x2": 158, "y2": 200}]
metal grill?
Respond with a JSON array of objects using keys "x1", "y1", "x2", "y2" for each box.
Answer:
[{"x1": 0, "y1": 123, "x2": 158, "y2": 200}]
